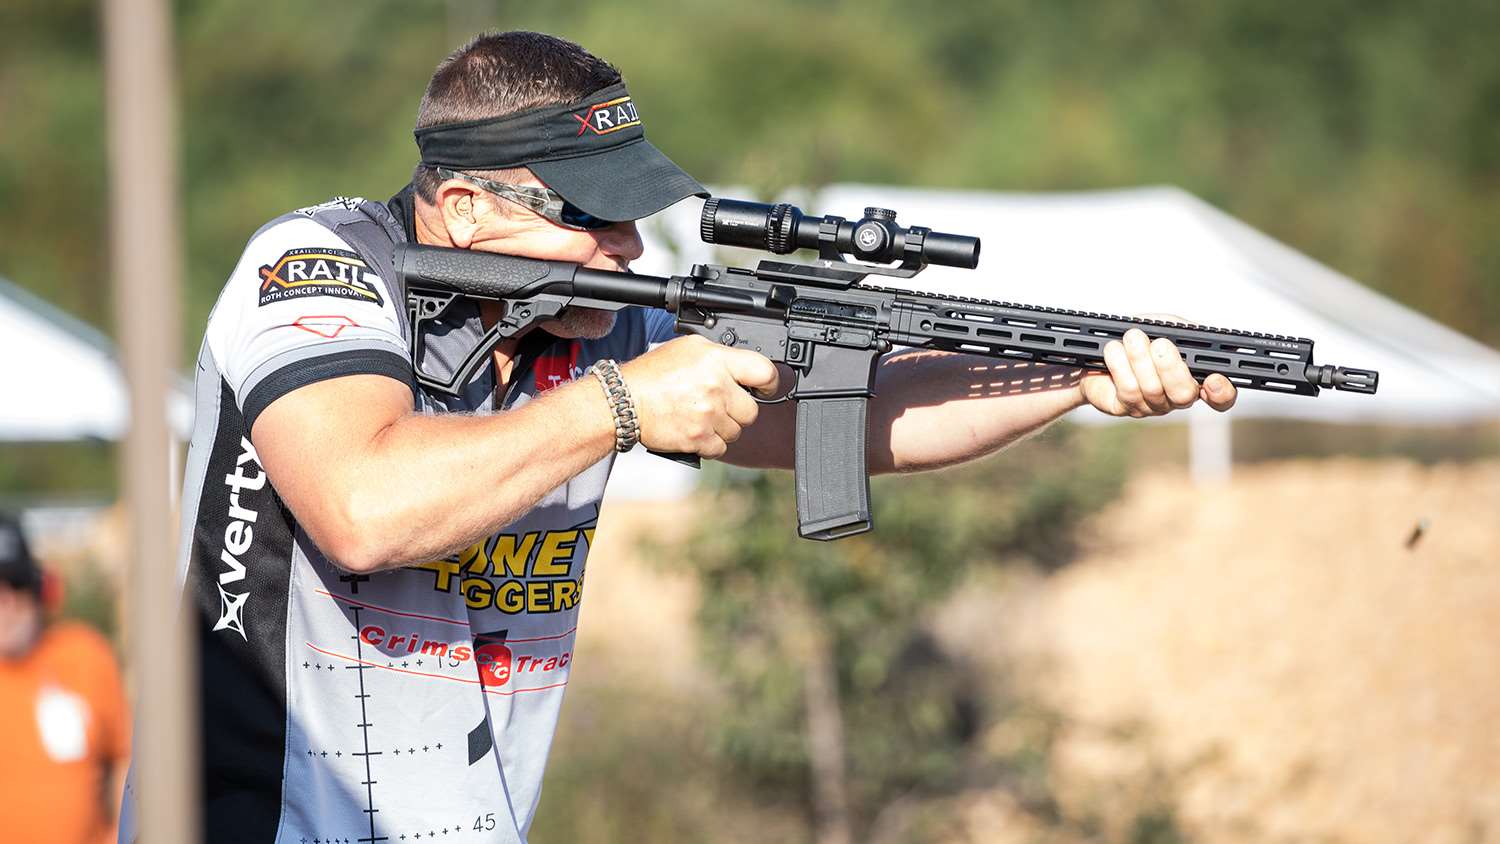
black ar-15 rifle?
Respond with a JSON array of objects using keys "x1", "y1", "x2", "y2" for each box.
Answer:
[{"x1": 396, "y1": 198, "x2": 1379, "y2": 540}]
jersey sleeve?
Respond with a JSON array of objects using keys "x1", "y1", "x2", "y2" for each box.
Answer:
[{"x1": 205, "y1": 217, "x2": 413, "y2": 431}]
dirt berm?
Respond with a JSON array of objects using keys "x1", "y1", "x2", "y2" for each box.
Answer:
[
  {"x1": 582, "y1": 459, "x2": 1500, "y2": 842},
  {"x1": 995, "y1": 459, "x2": 1500, "y2": 843}
]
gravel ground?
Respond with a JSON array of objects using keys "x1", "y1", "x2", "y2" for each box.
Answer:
[{"x1": 1024, "y1": 460, "x2": 1500, "y2": 843}]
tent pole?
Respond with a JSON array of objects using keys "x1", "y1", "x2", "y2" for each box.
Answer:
[
  {"x1": 103, "y1": 0, "x2": 198, "y2": 840},
  {"x1": 1189, "y1": 406, "x2": 1233, "y2": 486}
]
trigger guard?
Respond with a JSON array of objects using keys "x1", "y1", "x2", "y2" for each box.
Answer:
[{"x1": 752, "y1": 369, "x2": 800, "y2": 405}]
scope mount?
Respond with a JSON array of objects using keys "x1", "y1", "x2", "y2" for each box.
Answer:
[
  {"x1": 749, "y1": 257, "x2": 903, "y2": 290},
  {"x1": 750, "y1": 206, "x2": 933, "y2": 287},
  {"x1": 811, "y1": 209, "x2": 930, "y2": 277}
]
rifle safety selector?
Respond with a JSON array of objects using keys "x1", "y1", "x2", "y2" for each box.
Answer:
[{"x1": 700, "y1": 197, "x2": 980, "y2": 270}]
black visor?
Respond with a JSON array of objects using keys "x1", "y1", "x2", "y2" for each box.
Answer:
[{"x1": 414, "y1": 82, "x2": 708, "y2": 221}]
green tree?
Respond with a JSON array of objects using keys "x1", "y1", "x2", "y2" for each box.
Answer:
[
  {"x1": 5, "y1": 0, "x2": 1498, "y2": 355},
  {"x1": 664, "y1": 423, "x2": 1129, "y2": 841}
]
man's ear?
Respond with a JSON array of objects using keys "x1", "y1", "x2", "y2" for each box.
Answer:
[{"x1": 436, "y1": 180, "x2": 486, "y2": 248}]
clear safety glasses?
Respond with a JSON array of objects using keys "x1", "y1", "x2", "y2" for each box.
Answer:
[{"x1": 435, "y1": 167, "x2": 615, "y2": 231}]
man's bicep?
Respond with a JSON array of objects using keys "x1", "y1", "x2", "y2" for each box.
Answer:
[{"x1": 249, "y1": 374, "x2": 414, "y2": 528}]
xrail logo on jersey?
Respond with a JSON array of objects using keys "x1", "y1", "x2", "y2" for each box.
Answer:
[
  {"x1": 256, "y1": 247, "x2": 385, "y2": 307},
  {"x1": 213, "y1": 437, "x2": 264, "y2": 640}
]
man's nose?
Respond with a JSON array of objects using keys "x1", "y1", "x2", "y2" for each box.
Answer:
[{"x1": 596, "y1": 220, "x2": 644, "y2": 263}]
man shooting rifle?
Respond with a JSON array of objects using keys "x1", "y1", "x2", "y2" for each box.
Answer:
[{"x1": 131, "y1": 31, "x2": 1238, "y2": 844}]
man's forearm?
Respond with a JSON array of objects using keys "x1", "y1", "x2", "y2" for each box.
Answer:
[
  {"x1": 867, "y1": 350, "x2": 1085, "y2": 473},
  {"x1": 721, "y1": 350, "x2": 1086, "y2": 473}
]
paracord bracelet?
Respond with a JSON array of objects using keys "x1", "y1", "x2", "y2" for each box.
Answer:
[{"x1": 589, "y1": 359, "x2": 640, "y2": 452}]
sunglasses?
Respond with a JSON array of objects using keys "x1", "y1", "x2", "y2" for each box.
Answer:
[{"x1": 435, "y1": 167, "x2": 615, "y2": 231}]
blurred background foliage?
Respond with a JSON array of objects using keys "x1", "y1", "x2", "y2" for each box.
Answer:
[{"x1": 1, "y1": 0, "x2": 1497, "y2": 358}]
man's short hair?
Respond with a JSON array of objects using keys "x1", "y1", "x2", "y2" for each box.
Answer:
[{"x1": 411, "y1": 31, "x2": 622, "y2": 203}]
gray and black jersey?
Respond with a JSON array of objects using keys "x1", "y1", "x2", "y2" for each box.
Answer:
[{"x1": 122, "y1": 191, "x2": 675, "y2": 844}]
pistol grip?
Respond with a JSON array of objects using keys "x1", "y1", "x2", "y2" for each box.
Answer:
[
  {"x1": 647, "y1": 450, "x2": 701, "y2": 468},
  {"x1": 794, "y1": 397, "x2": 873, "y2": 540}
]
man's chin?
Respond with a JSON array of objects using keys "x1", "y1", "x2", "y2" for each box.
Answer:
[{"x1": 541, "y1": 307, "x2": 617, "y2": 340}]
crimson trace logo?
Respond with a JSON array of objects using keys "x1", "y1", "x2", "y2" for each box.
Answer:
[
  {"x1": 573, "y1": 96, "x2": 640, "y2": 136},
  {"x1": 473, "y1": 630, "x2": 513, "y2": 688}
]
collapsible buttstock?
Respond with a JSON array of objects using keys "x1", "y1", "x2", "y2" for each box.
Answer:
[
  {"x1": 394, "y1": 243, "x2": 575, "y2": 299},
  {"x1": 794, "y1": 397, "x2": 873, "y2": 540}
]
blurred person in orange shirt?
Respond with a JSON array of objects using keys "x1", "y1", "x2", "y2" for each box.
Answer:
[{"x1": 0, "y1": 514, "x2": 130, "y2": 844}]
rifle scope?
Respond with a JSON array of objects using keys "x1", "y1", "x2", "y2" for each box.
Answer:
[{"x1": 700, "y1": 198, "x2": 980, "y2": 269}]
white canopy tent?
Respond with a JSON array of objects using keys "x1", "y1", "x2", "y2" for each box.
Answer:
[
  {"x1": 609, "y1": 185, "x2": 1500, "y2": 497},
  {"x1": 0, "y1": 275, "x2": 192, "y2": 442},
  {"x1": 0, "y1": 275, "x2": 193, "y2": 551}
]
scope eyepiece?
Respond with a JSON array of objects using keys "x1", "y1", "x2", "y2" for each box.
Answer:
[
  {"x1": 701, "y1": 198, "x2": 803, "y2": 255},
  {"x1": 699, "y1": 197, "x2": 980, "y2": 269}
]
